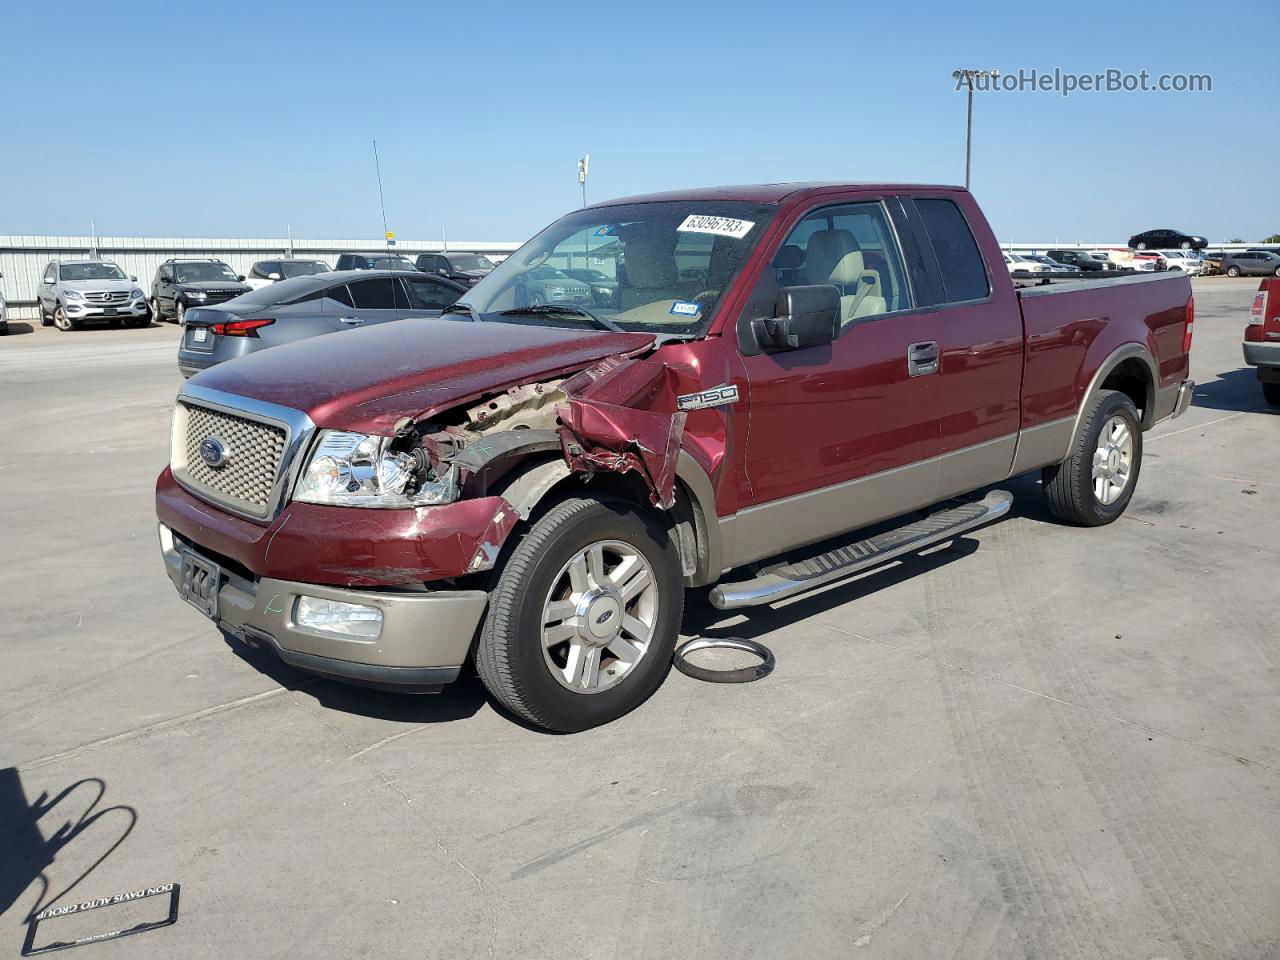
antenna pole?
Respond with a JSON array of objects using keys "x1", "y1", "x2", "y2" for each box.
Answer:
[{"x1": 373, "y1": 140, "x2": 390, "y2": 248}]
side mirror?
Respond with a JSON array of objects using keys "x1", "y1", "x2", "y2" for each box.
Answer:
[
  {"x1": 268, "y1": 272, "x2": 282, "y2": 281},
  {"x1": 237, "y1": 275, "x2": 247, "y2": 282},
  {"x1": 44, "y1": 276, "x2": 56, "y2": 284},
  {"x1": 753, "y1": 285, "x2": 839, "y2": 351},
  {"x1": 130, "y1": 275, "x2": 137, "y2": 282},
  {"x1": 438, "y1": 268, "x2": 449, "y2": 276}
]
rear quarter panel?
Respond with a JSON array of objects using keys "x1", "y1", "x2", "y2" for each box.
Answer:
[{"x1": 1016, "y1": 273, "x2": 1191, "y2": 428}]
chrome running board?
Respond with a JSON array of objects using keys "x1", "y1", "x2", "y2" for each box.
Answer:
[{"x1": 709, "y1": 490, "x2": 1013, "y2": 610}]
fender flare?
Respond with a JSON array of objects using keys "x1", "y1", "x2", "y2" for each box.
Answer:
[
  {"x1": 494, "y1": 449, "x2": 724, "y2": 588},
  {"x1": 1070, "y1": 342, "x2": 1158, "y2": 449}
]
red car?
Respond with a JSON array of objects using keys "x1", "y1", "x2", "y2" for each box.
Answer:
[
  {"x1": 156, "y1": 183, "x2": 1194, "y2": 731},
  {"x1": 1244, "y1": 277, "x2": 1280, "y2": 406}
]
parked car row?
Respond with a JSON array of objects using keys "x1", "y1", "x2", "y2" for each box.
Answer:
[{"x1": 25, "y1": 249, "x2": 498, "y2": 334}]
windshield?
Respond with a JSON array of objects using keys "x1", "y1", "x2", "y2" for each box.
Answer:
[
  {"x1": 175, "y1": 262, "x2": 239, "y2": 283},
  {"x1": 460, "y1": 200, "x2": 775, "y2": 335},
  {"x1": 358, "y1": 256, "x2": 416, "y2": 271},
  {"x1": 281, "y1": 260, "x2": 330, "y2": 278},
  {"x1": 59, "y1": 262, "x2": 125, "y2": 281},
  {"x1": 449, "y1": 254, "x2": 495, "y2": 272}
]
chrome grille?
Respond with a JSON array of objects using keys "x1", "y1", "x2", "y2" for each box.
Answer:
[
  {"x1": 85, "y1": 290, "x2": 129, "y2": 303},
  {"x1": 178, "y1": 401, "x2": 287, "y2": 515}
]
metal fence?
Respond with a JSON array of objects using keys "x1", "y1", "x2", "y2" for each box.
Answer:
[{"x1": 0, "y1": 236, "x2": 523, "y2": 320}]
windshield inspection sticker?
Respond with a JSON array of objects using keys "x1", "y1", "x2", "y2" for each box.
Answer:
[
  {"x1": 676, "y1": 215, "x2": 755, "y2": 239},
  {"x1": 670, "y1": 301, "x2": 701, "y2": 318},
  {"x1": 677, "y1": 384, "x2": 739, "y2": 411},
  {"x1": 23, "y1": 883, "x2": 180, "y2": 956}
]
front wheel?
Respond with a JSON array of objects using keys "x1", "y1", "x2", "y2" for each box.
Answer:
[
  {"x1": 53, "y1": 306, "x2": 77, "y2": 332},
  {"x1": 476, "y1": 497, "x2": 684, "y2": 732},
  {"x1": 176, "y1": 301, "x2": 187, "y2": 326},
  {"x1": 1042, "y1": 389, "x2": 1143, "y2": 526}
]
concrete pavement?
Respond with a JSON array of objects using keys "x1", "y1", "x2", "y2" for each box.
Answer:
[{"x1": 1, "y1": 279, "x2": 1277, "y2": 959}]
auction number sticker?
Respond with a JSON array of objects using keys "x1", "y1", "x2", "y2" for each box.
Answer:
[{"x1": 676, "y1": 215, "x2": 755, "y2": 239}]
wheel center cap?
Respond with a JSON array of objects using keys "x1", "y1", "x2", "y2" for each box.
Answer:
[
  {"x1": 582, "y1": 593, "x2": 622, "y2": 644},
  {"x1": 1106, "y1": 448, "x2": 1120, "y2": 474}
]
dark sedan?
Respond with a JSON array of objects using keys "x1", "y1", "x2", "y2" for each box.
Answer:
[
  {"x1": 1128, "y1": 229, "x2": 1207, "y2": 251},
  {"x1": 176, "y1": 270, "x2": 465, "y2": 378},
  {"x1": 1220, "y1": 251, "x2": 1280, "y2": 278}
]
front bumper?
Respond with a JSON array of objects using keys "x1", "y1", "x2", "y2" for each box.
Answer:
[
  {"x1": 65, "y1": 299, "x2": 149, "y2": 319},
  {"x1": 1243, "y1": 340, "x2": 1280, "y2": 370},
  {"x1": 159, "y1": 523, "x2": 487, "y2": 691}
]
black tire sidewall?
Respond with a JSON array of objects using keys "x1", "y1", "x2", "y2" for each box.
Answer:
[
  {"x1": 1074, "y1": 392, "x2": 1143, "y2": 524},
  {"x1": 485, "y1": 499, "x2": 683, "y2": 731}
]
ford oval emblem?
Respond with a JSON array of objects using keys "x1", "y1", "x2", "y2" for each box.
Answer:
[
  {"x1": 200, "y1": 436, "x2": 230, "y2": 469},
  {"x1": 595, "y1": 608, "x2": 615, "y2": 626}
]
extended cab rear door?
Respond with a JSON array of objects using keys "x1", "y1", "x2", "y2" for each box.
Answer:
[
  {"x1": 897, "y1": 193, "x2": 1024, "y2": 499},
  {"x1": 731, "y1": 194, "x2": 943, "y2": 565}
]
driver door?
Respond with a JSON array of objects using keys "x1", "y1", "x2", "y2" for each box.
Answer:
[{"x1": 731, "y1": 197, "x2": 942, "y2": 565}]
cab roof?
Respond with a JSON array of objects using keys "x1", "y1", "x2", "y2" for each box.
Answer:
[{"x1": 592, "y1": 182, "x2": 966, "y2": 208}]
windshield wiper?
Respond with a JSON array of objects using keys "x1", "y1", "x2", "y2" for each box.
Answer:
[
  {"x1": 496, "y1": 304, "x2": 624, "y2": 333},
  {"x1": 442, "y1": 302, "x2": 479, "y2": 319}
]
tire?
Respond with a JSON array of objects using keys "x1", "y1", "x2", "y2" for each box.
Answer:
[
  {"x1": 1273, "y1": 266, "x2": 1280, "y2": 278},
  {"x1": 151, "y1": 298, "x2": 165, "y2": 322},
  {"x1": 53, "y1": 305, "x2": 77, "y2": 332},
  {"x1": 1227, "y1": 266, "x2": 1241, "y2": 277},
  {"x1": 38, "y1": 301, "x2": 52, "y2": 326},
  {"x1": 1263, "y1": 382, "x2": 1280, "y2": 408},
  {"x1": 475, "y1": 497, "x2": 684, "y2": 732},
  {"x1": 176, "y1": 301, "x2": 186, "y2": 326},
  {"x1": 1181, "y1": 241, "x2": 1192, "y2": 250},
  {"x1": 1136, "y1": 242, "x2": 1147, "y2": 250},
  {"x1": 1042, "y1": 389, "x2": 1143, "y2": 526}
]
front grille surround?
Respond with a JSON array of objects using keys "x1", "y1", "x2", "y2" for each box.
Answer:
[
  {"x1": 85, "y1": 290, "x2": 130, "y2": 303},
  {"x1": 171, "y1": 386, "x2": 316, "y2": 523}
]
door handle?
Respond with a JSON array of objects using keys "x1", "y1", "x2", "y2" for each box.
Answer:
[
  {"x1": 339, "y1": 316, "x2": 364, "y2": 325},
  {"x1": 907, "y1": 340, "x2": 940, "y2": 377}
]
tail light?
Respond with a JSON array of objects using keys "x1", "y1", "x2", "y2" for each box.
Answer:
[
  {"x1": 211, "y1": 318, "x2": 274, "y2": 337},
  {"x1": 1248, "y1": 290, "x2": 1267, "y2": 325},
  {"x1": 1182, "y1": 299, "x2": 1195, "y2": 353}
]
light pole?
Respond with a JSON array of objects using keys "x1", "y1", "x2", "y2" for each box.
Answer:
[
  {"x1": 952, "y1": 69, "x2": 991, "y2": 190},
  {"x1": 578, "y1": 153, "x2": 589, "y2": 207}
]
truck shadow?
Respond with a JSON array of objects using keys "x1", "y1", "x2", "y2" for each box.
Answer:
[
  {"x1": 0, "y1": 768, "x2": 137, "y2": 926},
  {"x1": 1191, "y1": 369, "x2": 1276, "y2": 414},
  {"x1": 219, "y1": 630, "x2": 487, "y2": 724},
  {"x1": 683, "y1": 536, "x2": 982, "y2": 642}
]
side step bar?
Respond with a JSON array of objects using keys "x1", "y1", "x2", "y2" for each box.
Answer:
[{"x1": 709, "y1": 490, "x2": 1013, "y2": 610}]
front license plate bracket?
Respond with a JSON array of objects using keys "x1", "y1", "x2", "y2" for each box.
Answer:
[{"x1": 179, "y1": 551, "x2": 221, "y2": 619}]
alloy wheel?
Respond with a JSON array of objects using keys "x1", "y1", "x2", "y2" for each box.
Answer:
[
  {"x1": 540, "y1": 539, "x2": 658, "y2": 694},
  {"x1": 1092, "y1": 415, "x2": 1134, "y2": 505}
]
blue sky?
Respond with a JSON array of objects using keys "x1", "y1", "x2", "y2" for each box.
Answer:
[{"x1": 2, "y1": 0, "x2": 1275, "y2": 244}]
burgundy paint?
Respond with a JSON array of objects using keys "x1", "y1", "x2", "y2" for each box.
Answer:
[{"x1": 157, "y1": 468, "x2": 517, "y2": 587}]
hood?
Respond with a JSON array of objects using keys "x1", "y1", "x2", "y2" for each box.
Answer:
[
  {"x1": 190, "y1": 317, "x2": 656, "y2": 434},
  {"x1": 60, "y1": 278, "x2": 139, "y2": 293}
]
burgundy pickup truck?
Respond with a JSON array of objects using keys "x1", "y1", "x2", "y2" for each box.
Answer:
[
  {"x1": 1245, "y1": 277, "x2": 1280, "y2": 406},
  {"x1": 156, "y1": 183, "x2": 1193, "y2": 731}
]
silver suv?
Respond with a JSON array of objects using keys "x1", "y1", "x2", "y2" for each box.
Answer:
[{"x1": 37, "y1": 259, "x2": 151, "y2": 331}]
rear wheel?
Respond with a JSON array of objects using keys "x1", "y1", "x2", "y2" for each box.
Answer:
[
  {"x1": 150, "y1": 298, "x2": 165, "y2": 322},
  {"x1": 1263, "y1": 382, "x2": 1280, "y2": 408},
  {"x1": 1227, "y1": 266, "x2": 1241, "y2": 277},
  {"x1": 476, "y1": 497, "x2": 684, "y2": 732},
  {"x1": 1043, "y1": 389, "x2": 1142, "y2": 526},
  {"x1": 38, "y1": 301, "x2": 52, "y2": 326},
  {"x1": 1136, "y1": 242, "x2": 1147, "y2": 250}
]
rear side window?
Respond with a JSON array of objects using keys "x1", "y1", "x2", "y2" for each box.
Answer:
[
  {"x1": 348, "y1": 278, "x2": 397, "y2": 309},
  {"x1": 326, "y1": 283, "x2": 354, "y2": 307},
  {"x1": 403, "y1": 277, "x2": 460, "y2": 309},
  {"x1": 916, "y1": 198, "x2": 991, "y2": 303}
]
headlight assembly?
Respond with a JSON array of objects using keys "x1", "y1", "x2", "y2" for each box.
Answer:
[
  {"x1": 293, "y1": 431, "x2": 457, "y2": 508},
  {"x1": 63, "y1": 289, "x2": 85, "y2": 300},
  {"x1": 185, "y1": 291, "x2": 208, "y2": 300}
]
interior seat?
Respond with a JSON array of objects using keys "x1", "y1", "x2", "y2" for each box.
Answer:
[
  {"x1": 803, "y1": 229, "x2": 860, "y2": 288},
  {"x1": 618, "y1": 235, "x2": 678, "y2": 312},
  {"x1": 828, "y1": 250, "x2": 885, "y2": 323}
]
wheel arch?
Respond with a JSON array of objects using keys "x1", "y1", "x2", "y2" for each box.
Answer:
[
  {"x1": 494, "y1": 449, "x2": 722, "y2": 588},
  {"x1": 1070, "y1": 343, "x2": 1157, "y2": 454}
]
